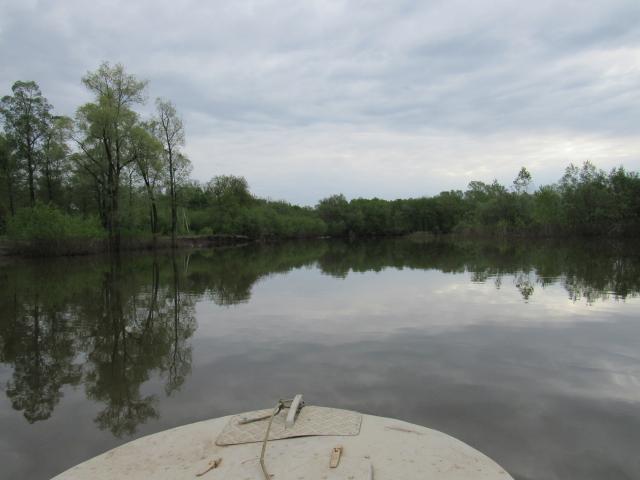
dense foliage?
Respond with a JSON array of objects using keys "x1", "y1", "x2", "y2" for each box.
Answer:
[
  {"x1": 177, "y1": 162, "x2": 640, "y2": 239},
  {"x1": 312, "y1": 163, "x2": 640, "y2": 237},
  {"x1": 1, "y1": 65, "x2": 639, "y2": 253},
  {"x1": 7, "y1": 203, "x2": 104, "y2": 241}
]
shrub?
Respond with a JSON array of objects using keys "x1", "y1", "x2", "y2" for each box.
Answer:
[{"x1": 7, "y1": 204, "x2": 105, "y2": 255}]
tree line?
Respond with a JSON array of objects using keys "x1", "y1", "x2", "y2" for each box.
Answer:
[
  {"x1": 1, "y1": 64, "x2": 640, "y2": 254},
  {"x1": 0, "y1": 63, "x2": 189, "y2": 251},
  {"x1": 185, "y1": 162, "x2": 638, "y2": 239}
]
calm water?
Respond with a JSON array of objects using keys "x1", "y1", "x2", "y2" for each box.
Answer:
[{"x1": 1, "y1": 238, "x2": 640, "y2": 480}]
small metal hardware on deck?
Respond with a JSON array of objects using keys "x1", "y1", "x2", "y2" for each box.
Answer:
[{"x1": 285, "y1": 394, "x2": 304, "y2": 429}]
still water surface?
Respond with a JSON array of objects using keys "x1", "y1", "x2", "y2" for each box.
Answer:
[{"x1": 1, "y1": 238, "x2": 639, "y2": 480}]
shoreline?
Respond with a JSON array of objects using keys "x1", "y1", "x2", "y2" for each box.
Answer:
[
  {"x1": 2, "y1": 230, "x2": 638, "y2": 259},
  {"x1": 0, "y1": 234, "x2": 252, "y2": 258}
]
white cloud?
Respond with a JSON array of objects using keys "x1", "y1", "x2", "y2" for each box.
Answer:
[
  {"x1": 187, "y1": 123, "x2": 640, "y2": 204},
  {"x1": 1, "y1": 0, "x2": 639, "y2": 203}
]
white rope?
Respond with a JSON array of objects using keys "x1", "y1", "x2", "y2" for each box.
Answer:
[{"x1": 258, "y1": 397, "x2": 305, "y2": 480}]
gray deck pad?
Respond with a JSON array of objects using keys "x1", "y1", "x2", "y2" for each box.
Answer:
[{"x1": 216, "y1": 406, "x2": 362, "y2": 446}]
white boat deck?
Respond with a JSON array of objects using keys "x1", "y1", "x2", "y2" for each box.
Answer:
[{"x1": 53, "y1": 409, "x2": 513, "y2": 480}]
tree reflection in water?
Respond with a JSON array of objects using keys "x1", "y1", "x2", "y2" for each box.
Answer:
[
  {"x1": 0, "y1": 253, "x2": 195, "y2": 436},
  {"x1": 3, "y1": 292, "x2": 82, "y2": 422},
  {"x1": 0, "y1": 238, "x2": 638, "y2": 435}
]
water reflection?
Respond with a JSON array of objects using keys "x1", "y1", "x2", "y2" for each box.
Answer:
[
  {"x1": 184, "y1": 238, "x2": 640, "y2": 304},
  {"x1": 1, "y1": 239, "x2": 639, "y2": 428},
  {"x1": 0, "y1": 254, "x2": 195, "y2": 437},
  {"x1": 313, "y1": 238, "x2": 640, "y2": 303},
  {"x1": 0, "y1": 238, "x2": 639, "y2": 480},
  {"x1": 3, "y1": 292, "x2": 82, "y2": 423}
]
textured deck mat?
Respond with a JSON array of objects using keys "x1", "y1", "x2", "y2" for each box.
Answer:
[{"x1": 216, "y1": 406, "x2": 362, "y2": 446}]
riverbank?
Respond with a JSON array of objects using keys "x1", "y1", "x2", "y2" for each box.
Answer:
[
  {"x1": 4, "y1": 229, "x2": 640, "y2": 258},
  {"x1": 0, "y1": 234, "x2": 252, "y2": 257}
]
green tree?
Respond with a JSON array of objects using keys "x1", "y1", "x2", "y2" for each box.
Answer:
[
  {"x1": 131, "y1": 123, "x2": 164, "y2": 237},
  {"x1": 74, "y1": 63, "x2": 147, "y2": 251},
  {"x1": 207, "y1": 175, "x2": 252, "y2": 206},
  {"x1": 67, "y1": 151, "x2": 109, "y2": 227},
  {"x1": 317, "y1": 194, "x2": 350, "y2": 236},
  {"x1": 513, "y1": 167, "x2": 532, "y2": 194},
  {"x1": 154, "y1": 99, "x2": 188, "y2": 246},
  {"x1": 0, "y1": 133, "x2": 19, "y2": 219},
  {"x1": 532, "y1": 185, "x2": 563, "y2": 234},
  {"x1": 608, "y1": 167, "x2": 640, "y2": 235},
  {"x1": 559, "y1": 161, "x2": 612, "y2": 234},
  {"x1": 433, "y1": 190, "x2": 467, "y2": 233},
  {"x1": 0, "y1": 81, "x2": 52, "y2": 206},
  {"x1": 41, "y1": 115, "x2": 73, "y2": 205}
]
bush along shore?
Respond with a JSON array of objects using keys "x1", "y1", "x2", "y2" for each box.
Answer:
[
  {"x1": 2, "y1": 160, "x2": 640, "y2": 257},
  {"x1": 1, "y1": 233, "x2": 251, "y2": 257},
  {"x1": 1, "y1": 64, "x2": 640, "y2": 257}
]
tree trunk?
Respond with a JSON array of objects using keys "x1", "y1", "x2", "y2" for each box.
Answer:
[
  {"x1": 150, "y1": 201, "x2": 158, "y2": 236},
  {"x1": 141, "y1": 176, "x2": 158, "y2": 239},
  {"x1": 46, "y1": 167, "x2": 53, "y2": 203},
  {"x1": 105, "y1": 164, "x2": 121, "y2": 254},
  {"x1": 42, "y1": 153, "x2": 56, "y2": 204},
  {"x1": 112, "y1": 179, "x2": 120, "y2": 253},
  {"x1": 103, "y1": 134, "x2": 122, "y2": 254},
  {"x1": 169, "y1": 152, "x2": 177, "y2": 248},
  {"x1": 7, "y1": 174, "x2": 15, "y2": 216},
  {"x1": 95, "y1": 184, "x2": 108, "y2": 229},
  {"x1": 129, "y1": 172, "x2": 133, "y2": 223},
  {"x1": 27, "y1": 150, "x2": 36, "y2": 207}
]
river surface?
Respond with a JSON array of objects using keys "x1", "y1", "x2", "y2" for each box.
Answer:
[{"x1": 1, "y1": 238, "x2": 639, "y2": 480}]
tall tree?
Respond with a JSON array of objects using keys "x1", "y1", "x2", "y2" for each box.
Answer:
[
  {"x1": 74, "y1": 63, "x2": 147, "y2": 251},
  {"x1": 41, "y1": 116, "x2": 73, "y2": 204},
  {"x1": 154, "y1": 99, "x2": 186, "y2": 247},
  {"x1": 0, "y1": 133, "x2": 18, "y2": 217},
  {"x1": 0, "y1": 81, "x2": 52, "y2": 206},
  {"x1": 68, "y1": 149, "x2": 109, "y2": 227},
  {"x1": 513, "y1": 167, "x2": 532, "y2": 194},
  {"x1": 207, "y1": 175, "x2": 252, "y2": 205},
  {"x1": 131, "y1": 123, "x2": 164, "y2": 237}
]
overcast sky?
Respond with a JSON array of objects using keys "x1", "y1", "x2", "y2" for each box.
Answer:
[{"x1": 1, "y1": 0, "x2": 639, "y2": 204}]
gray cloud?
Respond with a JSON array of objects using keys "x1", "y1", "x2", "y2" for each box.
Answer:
[{"x1": 1, "y1": 0, "x2": 639, "y2": 203}]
